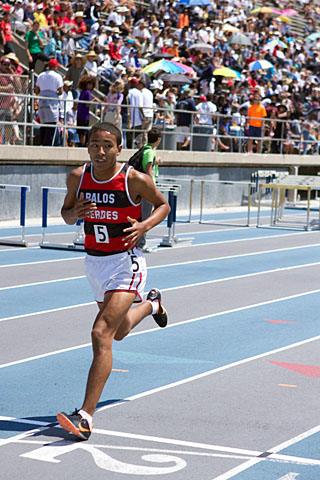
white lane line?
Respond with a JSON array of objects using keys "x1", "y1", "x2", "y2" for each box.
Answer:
[
  {"x1": 0, "y1": 229, "x2": 315, "y2": 269},
  {"x1": 2, "y1": 242, "x2": 320, "y2": 291},
  {"x1": 2, "y1": 286, "x2": 320, "y2": 373},
  {"x1": 211, "y1": 424, "x2": 320, "y2": 479},
  {"x1": 0, "y1": 302, "x2": 95, "y2": 325},
  {"x1": 0, "y1": 256, "x2": 84, "y2": 269},
  {"x1": 1, "y1": 415, "x2": 319, "y2": 468},
  {"x1": 2, "y1": 261, "x2": 320, "y2": 324}
]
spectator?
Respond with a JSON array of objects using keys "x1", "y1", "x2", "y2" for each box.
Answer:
[
  {"x1": 77, "y1": 74, "x2": 97, "y2": 147},
  {"x1": 136, "y1": 78, "x2": 154, "y2": 146},
  {"x1": 35, "y1": 58, "x2": 63, "y2": 146},
  {"x1": 127, "y1": 77, "x2": 144, "y2": 149},
  {"x1": 25, "y1": 20, "x2": 50, "y2": 71},
  {"x1": 0, "y1": 57, "x2": 19, "y2": 144},
  {"x1": 0, "y1": 11, "x2": 19, "y2": 55},
  {"x1": 102, "y1": 79, "x2": 124, "y2": 128},
  {"x1": 65, "y1": 54, "x2": 87, "y2": 99},
  {"x1": 196, "y1": 94, "x2": 216, "y2": 125},
  {"x1": 85, "y1": 50, "x2": 99, "y2": 77},
  {"x1": 175, "y1": 88, "x2": 197, "y2": 150},
  {"x1": 246, "y1": 93, "x2": 267, "y2": 153}
]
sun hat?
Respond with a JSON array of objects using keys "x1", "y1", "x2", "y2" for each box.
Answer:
[{"x1": 70, "y1": 53, "x2": 86, "y2": 66}]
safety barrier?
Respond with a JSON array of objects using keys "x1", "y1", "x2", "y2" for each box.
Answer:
[
  {"x1": 0, "y1": 184, "x2": 30, "y2": 247},
  {"x1": 157, "y1": 182, "x2": 193, "y2": 247},
  {"x1": 39, "y1": 186, "x2": 85, "y2": 251}
]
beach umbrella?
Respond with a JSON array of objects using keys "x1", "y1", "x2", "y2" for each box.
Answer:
[
  {"x1": 277, "y1": 15, "x2": 292, "y2": 23},
  {"x1": 306, "y1": 32, "x2": 320, "y2": 42},
  {"x1": 170, "y1": 60, "x2": 195, "y2": 74},
  {"x1": 213, "y1": 67, "x2": 241, "y2": 78},
  {"x1": 249, "y1": 60, "x2": 274, "y2": 71},
  {"x1": 281, "y1": 8, "x2": 298, "y2": 16},
  {"x1": 250, "y1": 6, "x2": 281, "y2": 14},
  {"x1": 222, "y1": 24, "x2": 240, "y2": 32},
  {"x1": 228, "y1": 32, "x2": 252, "y2": 46},
  {"x1": 142, "y1": 59, "x2": 188, "y2": 75},
  {"x1": 263, "y1": 39, "x2": 288, "y2": 49},
  {"x1": 159, "y1": 73, "x2": 193, "y2": 85},
  {"x1": 189, "y1": 43, "x2": 214, "y2": 53},
  {"x1": 177, "y1": 0, "x2": 211, "y2": 6}
]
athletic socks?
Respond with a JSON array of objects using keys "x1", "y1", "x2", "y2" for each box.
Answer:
[
  {"x1": 79, "y1": 409, "x2": 93, "y2": 426},
  {"x1": 147, "y1": 299, "x2": 159, "y2": 315}
]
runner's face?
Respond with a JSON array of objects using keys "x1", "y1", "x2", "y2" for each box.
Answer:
[{"x1": 88, "y1": 130, "x2": 122, "y2": 172}]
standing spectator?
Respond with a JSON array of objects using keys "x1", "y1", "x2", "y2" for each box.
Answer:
[
  {"x1": 196, "y1": 95, "x2": 217, "y2": 125},
  {"x1": 247, "y1": 93, "x2": 267, "y2": 153},
  {"x1": 102, "y1": 79, "x2": 124, "y2": 128},
  {"x1": 25, "y1": 20, "x2": 50, "y2": 71},
  {"x1": 0, "y1": 11, "x2": 19, "y2": 55},
  {"x1": 175, "y1": 88, "x2": 197, "y2": 150},
  {"x1": 77, "y1": 74, "x2": 97, "y2": 147},
  {"x1": 35, "y1": 58, "x2": 63, "y2": 146},
  {"x1": 64, "y1": 54, "x2": 87, "y2": 99},
  {"x1": 127, "y1": 77, "x2": 144, "y2": 149},
  {"x1": 0, "y1": 57, "x2": 19, "y2": 144},
  {"x1": 137, "y1": 78, "x2": 154, "y2": 146}
]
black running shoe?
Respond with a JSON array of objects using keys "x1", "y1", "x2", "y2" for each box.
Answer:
[
  {"x1": 147, "y1": 288, "x2": 168, "y2": 328},
  {"x1": 57, "y1": 409, "x2": 92, "y2": 440}
]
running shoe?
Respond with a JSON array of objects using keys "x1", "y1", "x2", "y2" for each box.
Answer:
[
  {"x1": 57, "y1": 409, "x2": 92, "y2": 440},
  {"x1": 147, "y1": 288, "x2": 168, "y2": 328}
]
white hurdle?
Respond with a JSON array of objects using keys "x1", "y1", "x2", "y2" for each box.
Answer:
[
  {"x1": 0, "y1": 184, "x2": 31, "y2": 247},
  {"x1": 39, "y1": 186, "x2": 85, "y2": 251}
]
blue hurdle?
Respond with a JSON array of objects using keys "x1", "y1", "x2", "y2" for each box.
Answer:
[
  {"x1": 157, "y1": 182, "x2": 193, "y2": 247},
  {"x1": 39, "y1": 186, "x2": 85, "y2": 251},
  {"x1": 0, "y1": 184, "x2": 30, "y2": 247}
]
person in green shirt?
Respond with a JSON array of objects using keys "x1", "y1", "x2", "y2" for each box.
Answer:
[
  {"x1": 25, "y1": 20, "x2": 50, "y2": 71},
  {"x1": 137, "y1": 126, "x2": 162, "y2": 252}
]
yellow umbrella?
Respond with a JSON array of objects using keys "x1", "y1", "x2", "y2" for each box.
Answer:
[
  {"x1": 222, "y1": 23, "x2": 240, "y2": 32},
  {"x1": 277, "y1": 15, "x2": 292, "y2": 23},
  {"x1": 213, "y1": 67, "x2": 241, "y2": 78}
]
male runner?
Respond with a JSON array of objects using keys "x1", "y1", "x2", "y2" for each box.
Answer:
[{"x1": 57, "y1": 122, "x2": 170, "y2": 440}]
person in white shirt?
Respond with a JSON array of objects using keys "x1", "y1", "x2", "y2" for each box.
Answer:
[
  {"x1": 35, "y1": 58, "x2": 63, "y2": 146},
  {"x1": 196, "y1": 94, "x2": 217, "y2": 125},
  {"x1": 127, "y1": 77, "x2": 144, "y2": 148},
  {"x1": 132, "y1": 20, "x2": 151, "y2": 42},
  {"x1": 136, "y1": 79, "x2": 154, "y2": 146}
]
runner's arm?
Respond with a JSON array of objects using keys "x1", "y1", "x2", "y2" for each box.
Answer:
[{"x1": 61, "y1": 167, "x2": 97, "y2": 224}]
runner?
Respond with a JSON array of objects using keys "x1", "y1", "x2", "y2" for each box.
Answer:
[{"x1": 57, "y1": 121, "x2": 170, "y2": 440}]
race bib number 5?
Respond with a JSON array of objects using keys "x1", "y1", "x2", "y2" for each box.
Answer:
[{"x1": 93, "y1": 224, "x2": 109, "y2": 243}]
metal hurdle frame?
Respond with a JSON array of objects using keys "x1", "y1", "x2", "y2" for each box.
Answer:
[
  {"x1": 257, "y1": 182, "x2": 316, "y2": 231},
  {"x1": 0, "y1": 184, "x2": 30, "y2": 247},
  {"x1": 198, "y1": 180, "x2": 254, "y2": 227},
  {"x1": 157, "y1": 182, "x2": 194, "y2": 247},
  {"x1": 39, "y1": 186, "x2": 85, "y2": 251}
]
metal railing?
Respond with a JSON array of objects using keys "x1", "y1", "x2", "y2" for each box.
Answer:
[{"x1": 0, "y1": 90, "x2": 318, "y2": 154}]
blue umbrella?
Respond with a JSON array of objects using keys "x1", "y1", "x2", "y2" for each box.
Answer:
[
  {"x1": 249, "y1": 60, "x2": 274, "y2": 72},
  {"x1": 177, "y1": 0, "x2": 211, "y2": 6}
]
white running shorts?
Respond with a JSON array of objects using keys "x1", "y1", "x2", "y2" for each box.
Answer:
[{"x1": 85, "y1": 248, "x2": 147, "y2": 303}]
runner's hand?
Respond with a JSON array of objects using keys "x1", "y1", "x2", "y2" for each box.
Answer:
[
  {"x1": 123, "y1": 216, "x2": 145, "y2": 249},
  {"x1": 75, "y1": 192, "x2": 97, "y2": 219}
]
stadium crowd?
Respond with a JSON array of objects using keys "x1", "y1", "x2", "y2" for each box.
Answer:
[{"x1": 1, "y1": 0, "x2": 320, "y2": 152}]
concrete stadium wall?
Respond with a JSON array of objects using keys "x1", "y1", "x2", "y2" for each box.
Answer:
[{"x1": 1, "y1": 145, "x2": 318, "y2": 221}]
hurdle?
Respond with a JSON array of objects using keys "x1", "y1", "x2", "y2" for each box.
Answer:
[
  {"x1": 157, "y1": 182, "x2": 194, "y2": 247},
  {"x1": 0, "y1": 184, "x2": 30, "y2": 247},
  {"x1": 39, "y1": 186, "x2": 85, "y2": 251}
]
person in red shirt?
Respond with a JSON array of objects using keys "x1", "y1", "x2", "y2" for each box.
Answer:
[
  {"x1": 109, "y1": 34, "x2": 122, "y2": 62},
  {"x1": 72, "y1": 11, "x2": 87, "y2": 34},
  {"x1": 0, "y1": 11, "x2": 19, "y2": 55}
]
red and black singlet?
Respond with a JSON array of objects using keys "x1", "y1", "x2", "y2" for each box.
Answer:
[{"x1": 78, "y1": 163, "x2": 142, "y2": 256}]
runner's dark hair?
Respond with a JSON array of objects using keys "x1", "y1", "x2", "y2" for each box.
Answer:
[{"x1": 88, "y1": 122, "x2": 122, "y2": 146}]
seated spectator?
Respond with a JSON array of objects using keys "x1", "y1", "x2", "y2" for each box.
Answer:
[
  {"x1": 0, "y1": 10, "x2": 19, "y2": 55},
  {"x1": 85, "y1": 50, "x2": 99, "y2": 77}
]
